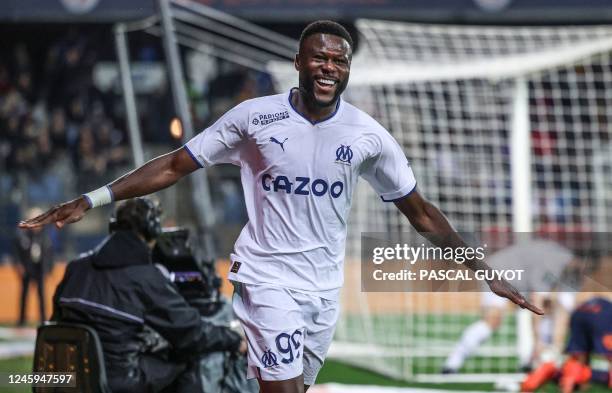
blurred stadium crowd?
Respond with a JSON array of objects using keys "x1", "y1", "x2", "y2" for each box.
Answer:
[
  {"x1": 0, "y1": 26, "x2": 277, "y2": 262},
  {"x1": 0, "y1": 29, "x2": 129, "y2": 197},
  {"x1": 0, "y1": 29, "x2": 113, "y2": 260}
]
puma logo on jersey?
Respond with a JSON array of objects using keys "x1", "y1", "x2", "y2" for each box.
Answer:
[{"x1": 270, "y1": 137, "x2": 288, "y2": 151}]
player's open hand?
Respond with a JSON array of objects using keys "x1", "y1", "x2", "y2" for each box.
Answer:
[
  {"x1": 487, "y1": 278, "x2": 544, "y2": 315},
  {"x1": 18, "y1": 197, "x2": 91, "y2": 230}
]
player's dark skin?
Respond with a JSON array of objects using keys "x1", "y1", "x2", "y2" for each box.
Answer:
[
  {"x1": 19, "y1": 31, "x2": 543, "y2": 393},
  {"x1": 291, "y1": 33, "x2": 351, "y2": 123}
]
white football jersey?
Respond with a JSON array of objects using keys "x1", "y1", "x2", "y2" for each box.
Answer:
[{"x1": 185, "y1": 90, "x2": 417, "y2": 299}]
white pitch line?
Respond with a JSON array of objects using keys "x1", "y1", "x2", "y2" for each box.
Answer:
[{"x1": 309, "y1": 384, "x2": 495, "y2": 393}]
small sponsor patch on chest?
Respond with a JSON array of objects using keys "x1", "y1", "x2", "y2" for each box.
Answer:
[{"x1": 252, "y1": 110, "x2": 289, "y2": 126}]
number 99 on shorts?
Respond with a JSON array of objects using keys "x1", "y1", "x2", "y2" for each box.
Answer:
[{"x1": 260, "y1": 329, "x2": 304, "y2": 370}]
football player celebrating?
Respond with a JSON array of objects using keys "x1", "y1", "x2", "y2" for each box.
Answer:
[{"x1": 20, "y1": 21, "x2": 542, "y2": 393}]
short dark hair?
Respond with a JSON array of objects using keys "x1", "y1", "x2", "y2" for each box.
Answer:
[{"x1": 299, "y1": 20, "x2": 353, "y2": 52}]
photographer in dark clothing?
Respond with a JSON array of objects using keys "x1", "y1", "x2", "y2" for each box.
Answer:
[{"x1": 51, "y1": 198, "x2": 245, "y2": 393}]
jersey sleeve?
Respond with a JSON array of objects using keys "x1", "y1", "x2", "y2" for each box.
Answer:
[
  {"x1": 360, "y1": 130, "x2": 417, "y2": 202},
  {"x1": 184, "y1": 101, "x2": 250, "y2": 168}
]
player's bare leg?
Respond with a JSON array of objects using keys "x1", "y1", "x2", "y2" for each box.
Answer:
[
  {"x1": 443, "y1": 305, "x2": 504, "y2": 372},
  {"x1": 258, "y1": 374, "x2": 304, "y2": 393}
]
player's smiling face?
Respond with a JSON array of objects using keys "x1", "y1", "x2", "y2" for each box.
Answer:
[{"x1": 296, "y1": 33, "x2": 352, "y2": 108}]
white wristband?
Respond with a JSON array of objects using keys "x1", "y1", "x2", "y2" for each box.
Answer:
[{"x1": 83, "y1": 185, "x2": 114, "y2": 208}]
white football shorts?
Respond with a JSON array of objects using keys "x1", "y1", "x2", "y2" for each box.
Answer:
[{"x1": 231, "y1": 281, "x2": 339, "y2": 385}]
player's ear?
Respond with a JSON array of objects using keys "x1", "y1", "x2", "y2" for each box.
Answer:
[{"x1": 294, "y1": 53, "x2": 301, "y2": 71}]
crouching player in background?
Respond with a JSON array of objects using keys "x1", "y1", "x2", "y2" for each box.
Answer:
[
  {"x1": 443, "y1": 239, "x2": 577, "y2": 374},
  {"x1": 51, "y1": 198, "x2": 246, "y2": 393},
  {"x1": 522, "y1": 296, "x2": 612, "y2": 393}
]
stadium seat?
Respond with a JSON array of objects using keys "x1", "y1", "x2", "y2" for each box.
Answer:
[{"x1": 32, "y1": 321, "x2": 112, "y2": 393}]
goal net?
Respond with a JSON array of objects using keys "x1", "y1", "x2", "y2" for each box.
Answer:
[{"x1": 272, "y1": 21, "x2": 612, "y2": 381}]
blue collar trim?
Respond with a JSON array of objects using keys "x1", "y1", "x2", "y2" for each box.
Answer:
[{"x1": 288, "y1": 88, "x2": 341, "y2": 125}]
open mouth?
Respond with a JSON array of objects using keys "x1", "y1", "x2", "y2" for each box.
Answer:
[{"x1": 315, "y1": 77, "x2": 337, "y2": 91}]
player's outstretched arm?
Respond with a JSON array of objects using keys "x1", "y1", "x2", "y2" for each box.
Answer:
[
  {"x1": 394, "y1": 189, "x2": 544, "y2": 315},
  {"x1": 18, "y1": 147, "x2": 199, "y2": 230}
]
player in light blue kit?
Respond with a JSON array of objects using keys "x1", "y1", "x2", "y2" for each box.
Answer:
[{"x1": 20, "y1": 21, "x2": 542, "y2": 393}]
